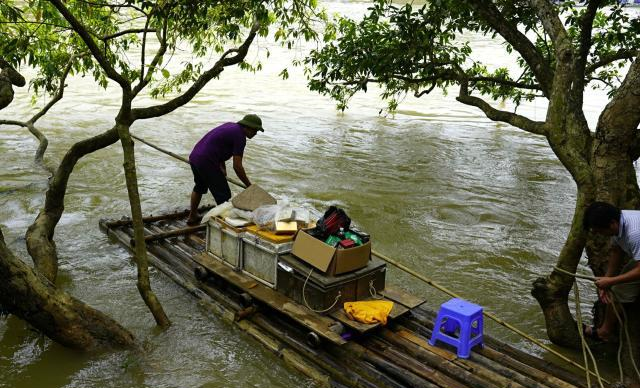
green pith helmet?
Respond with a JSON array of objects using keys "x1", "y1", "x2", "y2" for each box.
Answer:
[{"x1": 237, "y1": 114, "x2": 264, "y2": 132}]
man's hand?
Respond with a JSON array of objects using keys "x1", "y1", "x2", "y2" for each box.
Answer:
[
  {"x1": 595, "y1": 276, "x2": 615, "y2": 289},
  {"x1": 595, "y1": 276, "x2": 616, "y2": 303}
]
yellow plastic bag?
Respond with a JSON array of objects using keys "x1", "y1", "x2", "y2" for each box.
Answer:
[{"x1": 343, "y1": 300, "x2": 394, "y2": 325}]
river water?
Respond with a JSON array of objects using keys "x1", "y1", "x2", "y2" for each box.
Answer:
[{"x1": 0, "y1": 2, "x2": 633, "y2": 387}]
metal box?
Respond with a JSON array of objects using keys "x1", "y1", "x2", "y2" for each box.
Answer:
[
  {"x1": 276, "y1": 254, "x2": 386, "y2": 313},
  {"x1": 241, "y1": 233, "x2": 293, "y2": 287},
  {"x1": 206, "y1": 218, "x2": 243, "y2": 269}
]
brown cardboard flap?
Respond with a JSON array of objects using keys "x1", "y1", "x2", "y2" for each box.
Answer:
[
  {"x1": 334, "y1": 241, "x2": 371, "y2": 274},
  {"x1": 231, "y1": 184, "x2": 277, "y2": 211},
  {"x1": 291, "y1": 230, "x2": 335, "y2": 272},
  {"x1": 292, "y1": 230, "x2": 371, "y2": 275}
]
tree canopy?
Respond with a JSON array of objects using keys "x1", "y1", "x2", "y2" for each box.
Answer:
[{"x1": 307, "y1": 0, "x2": 639, "y2": 112}]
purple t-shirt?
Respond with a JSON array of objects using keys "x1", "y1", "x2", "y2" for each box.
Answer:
[{"x1": 189, "y1": 122, "x2": 246, "y2": 170}]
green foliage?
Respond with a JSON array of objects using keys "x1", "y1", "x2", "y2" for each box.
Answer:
[
  {"x1": 0, "y1": 0, "x2": 323, "y2": 101},
  {"x1": 306, "y1": 0, "x2": 639, "y2": 111}
]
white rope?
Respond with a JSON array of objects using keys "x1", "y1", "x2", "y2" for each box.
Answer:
[
  {"x1": 369, "y1": 280, "x2": 384, "y2": 300},
  {"x1": 608, "y1": 291, "x2": 640, "y2": 381},
  {"x1": 573, "y1": 279, "x2": 605, "y2": 388},
  {"x1": 302, "y1": 268, "x2": 341, "y2": 313}
]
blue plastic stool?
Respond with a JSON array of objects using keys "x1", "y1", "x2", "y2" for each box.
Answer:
[{"x1": 429, "y1": 298, "x2": 484, "y2": 358}]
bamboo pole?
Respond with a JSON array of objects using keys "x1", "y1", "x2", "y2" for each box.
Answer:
[
  {"x1": 392, "y1": 319, "x2": 560, "y2": 388},
  {"x1": 401, "y1": 315, "x2": 581, "y2": 388},
  {"x1": 408, "y1": 308, "x2": 589, "y2": 388},
  {"x1": 102, "y1": 205, "x2": 213, "y2": 227},
  {"x1": 372, "y1": 250, "x2": 603, "y2": 382},
  {"x1": 374, "y1": 329, "x2": 503, "y2": 388},
  {"x1": 366, "y1": 337, "x2": 471, "y2": 388},
  {"x1": 402, "y1": 314, "x2": 581, "y2": 388},
  {"x1": 131, "y1": 134, "x2": 246, "y2": 189},
  {"x1": 130, "y1": 225, "x2": 206, "y2": 246},
  {"x1": 250, "y1": 314, "x2": 381, "y2": 388}
]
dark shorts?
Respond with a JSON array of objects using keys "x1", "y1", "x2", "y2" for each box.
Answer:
[{"x1": 190, "y1": 163, "x2": 231, "y2": 205}]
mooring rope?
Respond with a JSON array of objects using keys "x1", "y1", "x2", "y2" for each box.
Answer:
[
  {"x1": 132, "y1": 134, "x2": 608, "y2": 381},
  {"x1": 572, "y1": 276, "x2": 605, "y2": 388},
  {"x1": 555, "y1": 265, "x2": 640, "y2": 384}
]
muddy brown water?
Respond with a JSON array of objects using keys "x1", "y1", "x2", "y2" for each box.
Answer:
[{"x1": 1, "y1": 2, "x2": 636, "y2": 387}]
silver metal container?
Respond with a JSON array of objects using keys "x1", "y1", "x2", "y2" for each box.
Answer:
[
  {"x1": 206, "y1": 219, "x2": 243, "y2": 269},
  {"x1": 241, "y1": 233, "x2": 293, "y2": 287}
]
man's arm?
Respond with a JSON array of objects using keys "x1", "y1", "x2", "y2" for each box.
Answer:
[
  {"x1": 595, "y1": 244, "x2": 624, "y2": 303},
  {"x1": 232, "y1": 155, "x2": 251, "y2": 188}
]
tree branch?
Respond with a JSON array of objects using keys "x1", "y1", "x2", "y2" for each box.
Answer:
[
  {"x1": 457, "y1": 81, "x2": 547, "y2": 136},
  {"x1": 334, "y1": 72, "x2": 542, "y2": 92},
  {"x1": 586, "y1": 50, "x2": 640, "y2": 74},
  {"x1": 573, "y1": 0, "x2": 603, "y2": 103},
  {"x1": 132, "y1": 18, "x2": 167, "y2": 98},
  {"x1": 101, "y1": 28, "x2": 156, "y2": 42},
  {"x1": 131, "y1": 22, "x2": 260, "y2": 121},
  {"x1": 48, "y1": 0, "x2": 130, "y2": 90},
  {"x1": 30, "y1": 56, "x2": 76, "y2": 125},
  {"x1": 528, "y1": 0, "x2": 569, "y2": 44},
  {"x1": 0, "y1": 119, "x2": 26, "y2": 127},
  {"x1": 464, "y1": 0, "x2": 554, "y2": 96},
  {"x1": 597, "y1": 57, "x2": 640, "y2": 134}
]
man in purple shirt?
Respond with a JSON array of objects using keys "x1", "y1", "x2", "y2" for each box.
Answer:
[{"x1": 187, "y1": 114, "x2": 263, "y2": 225}]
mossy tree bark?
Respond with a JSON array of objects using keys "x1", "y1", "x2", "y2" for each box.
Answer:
[
  {"x1": 115, "y1": 121, "x2": 171, "y2": 327},
  {"x1": 0, "y1": 57, "x2": 25, "y2": 110},
  {"x1": 25, "y1": 127, "x2": 120, "y2": 283},
  {"x1": 0, "y1": 227, "x2": 135, "y2": 350}
]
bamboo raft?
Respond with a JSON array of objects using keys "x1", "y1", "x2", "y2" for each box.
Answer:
[{"x1": 99, "y1": 208, "x2": 589, "y2": 388}]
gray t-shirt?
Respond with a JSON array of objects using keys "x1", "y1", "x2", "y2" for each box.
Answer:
[{"x1": 613, "y1": 210, "x2": 640, "y2": 261}]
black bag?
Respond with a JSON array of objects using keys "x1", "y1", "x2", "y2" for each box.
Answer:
[{"x1": 314, "y1": 206, "x2": 351, "y2": 239}]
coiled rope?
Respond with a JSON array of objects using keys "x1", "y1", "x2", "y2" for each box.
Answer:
[{"x1": 132, "y1": 134, "x2": 610, "y2": 381}]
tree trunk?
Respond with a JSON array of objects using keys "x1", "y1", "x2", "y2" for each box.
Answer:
[
  {"x1": 0, "y1": 59, "x2": 25, "y2": 110},
  {"x1": 589, "y1": 102, "x2": 640, "y2": 386},
  {"x1": 0, "y1": 227, "x2": 135, "y2": 350},
  {"x1": 26, "y1": 127, "x2": 120, "y2": 282},
  {"x1": 115, "y1": 122, "x2": 171, "y2": 328},
  {"x1": 532, "y1": 191, "x2": 589, "y2": 348}
]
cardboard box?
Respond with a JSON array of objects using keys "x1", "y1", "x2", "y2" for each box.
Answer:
[{"x1": 291, "y1": 229, "x2": 371, "y2": 276}]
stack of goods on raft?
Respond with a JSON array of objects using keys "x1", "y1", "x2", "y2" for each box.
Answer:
[{"x1": 202, "y1": 184, "x2": 389, "y2": 322}]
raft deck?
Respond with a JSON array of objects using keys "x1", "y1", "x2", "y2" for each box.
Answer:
[{"x1": 100, "y1": 208, "x2": 588, "y2": 388}]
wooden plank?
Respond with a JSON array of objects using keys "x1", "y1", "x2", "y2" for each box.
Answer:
[
  {"x1": 192, "y1": 252, "x2": 347, "y2": 345},
  {"x1": 102, "y1": 205, "x2": 214, "y2": 227},
  {"x1": 132, "y1": 225, "x2": 206, "y2": 245},
  {"x1": 379, "y1": 285, "x2": 425, "y2": 309},
  {"x1": 330, "y1": 308, "x2": 379, "y2": 333},
  {"x1": 329, "y1": 296, "x2": 410, "y2": 334},
  {"x1": 396, "y1": 329, "x2": 459, "y2": 362}
]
